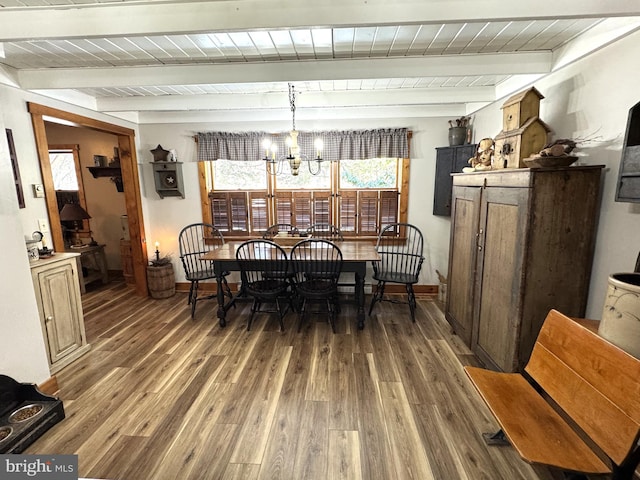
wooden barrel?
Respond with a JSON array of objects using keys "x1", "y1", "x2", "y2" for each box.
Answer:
[{"x1": 147, "y1": 264, "x2": 175, "y2": 298}]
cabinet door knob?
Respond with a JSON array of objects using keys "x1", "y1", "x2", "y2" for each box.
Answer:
[{"x1": 46, "y1": 315, "x2": 54, "y2": 322}]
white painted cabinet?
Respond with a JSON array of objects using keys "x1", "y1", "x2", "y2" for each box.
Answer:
[{"x1": 31, "y1": 253, "x2": 90, "y2": 373}]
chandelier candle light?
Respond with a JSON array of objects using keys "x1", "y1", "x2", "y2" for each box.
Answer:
[{"x1": 262, "y1": 83, "x2": 324, "y2": 176}]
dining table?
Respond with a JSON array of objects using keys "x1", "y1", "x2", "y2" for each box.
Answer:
[{"x1": 200, "y1": 239, "x2": 380, "y2": 330}]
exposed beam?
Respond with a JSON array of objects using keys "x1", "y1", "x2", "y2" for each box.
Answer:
[
  {"x1": 94, "y1": 87, "x2": 496, "y2": 112},
  {"x1": 134, "y1": 103, "x2": 469, "y2": 124},
  {"x1": 0, "y1": 0, "x2": 639, "y2": 41},
  {"x1": 18, "y1": 53, "x2": 550, "y2": 89}
]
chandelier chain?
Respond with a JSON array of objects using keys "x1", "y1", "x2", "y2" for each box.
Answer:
[{"x1": 288, "y1": 83, "x2": 296, "y2": 131}]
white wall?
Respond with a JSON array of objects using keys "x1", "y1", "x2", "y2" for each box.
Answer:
[
  {"x1": 471, "y1": 29, "x2": 640, "y2": 319},
  {"x1": 0, "y1": 96, "x2": 51, "y2": 384},
  {"x1": 0, "y1": 83, "x2": 138, "y2": 383}
]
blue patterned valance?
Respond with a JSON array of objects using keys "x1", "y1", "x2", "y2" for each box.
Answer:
[{"x1": 197, "y1": 128, "x2": 409, "y2": 162}]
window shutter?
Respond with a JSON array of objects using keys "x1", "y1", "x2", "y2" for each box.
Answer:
[
  {"x1": 275, "y1": 192, "x2": 293, "y2": 225},
  {"x1": 229, "y1": 192, "x2": 249, "y2": 233},
  {"x1": 293, "y1": 191, "x2": 312, "y2": 229},
  {"x1": 209, "y1": 192, "x2": 230, "y2": 232},
  {"x1": 250, "y1": 192, "x2": 268, "y2": 233},
  {"x1": 379, "y1": 190, "x2": 399, "y2": 230},
  {"x1": 312, "y1": 191, "x2": 331, "y2": 226},
  {"x1": 359, "y1": 191, "x2": 378, "y2": 235},
  {"x1": 339, "y1": 191, "x2": 357, "y2": 235}
]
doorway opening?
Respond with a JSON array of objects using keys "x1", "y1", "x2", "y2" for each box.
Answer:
[{"x1": 29, "y1": 102, "x2": 148, "y2": 296}]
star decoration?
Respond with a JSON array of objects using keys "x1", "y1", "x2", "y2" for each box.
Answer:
[{"x1": 150, "y1": 144, "x2": 170, "y2": 162}]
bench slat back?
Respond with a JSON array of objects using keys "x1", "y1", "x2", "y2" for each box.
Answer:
[{"x1": 525, "y1": 310, "x2": 640, "y2": 466}]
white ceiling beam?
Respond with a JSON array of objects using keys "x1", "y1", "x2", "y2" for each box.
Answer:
[
  {"x1": 0, "y1": 0, "x2": 639, "y2": 41},
  {"x1": 135, "y1": 103, "x2": 469, "y2": 124},
  {"x1": 94, "y1": 86, "x2": 496, "y2": 112},
  {"x1": 18, "y1": 53, "x2": 550, "y2": 89}
]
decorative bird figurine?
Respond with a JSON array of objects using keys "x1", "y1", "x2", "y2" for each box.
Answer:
[{"x1": 539, "y1": 139, "x2": 577, "y2": 157}]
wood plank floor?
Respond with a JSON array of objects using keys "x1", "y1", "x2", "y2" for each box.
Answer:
[{"x1": 27, "y1": 279, "x2": 562, "y2": 480}]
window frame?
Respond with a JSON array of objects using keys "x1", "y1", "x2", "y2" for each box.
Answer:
[{"x1": 199, "y1": 157, "x2": 410, "y2": 239}]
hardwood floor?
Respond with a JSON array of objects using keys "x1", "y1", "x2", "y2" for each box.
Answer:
[{"x1": 27, "y1": 280, "x2": 559, "y2": 480}]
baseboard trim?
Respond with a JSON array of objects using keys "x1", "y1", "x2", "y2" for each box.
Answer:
[{"x1": 38, "y1": 375, "x2": 59, "y2": 396}]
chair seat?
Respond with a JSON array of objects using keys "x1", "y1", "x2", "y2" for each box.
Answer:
[
  {"x1": 246, "y1": 278, "x2": 289, "y2": 298},
  {"x1": 372, "y1": 271, "x2": 419, "y2": 285},
  {"x1": 297, "y1": 279, "x2": 337, "y2": 298}
]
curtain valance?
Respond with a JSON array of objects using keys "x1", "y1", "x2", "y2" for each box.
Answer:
[{"x1": 197, "y1": 128, "x2": 409, "y2": 162}]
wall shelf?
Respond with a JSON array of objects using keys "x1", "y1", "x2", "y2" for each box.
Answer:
[
  {"x1": 87, "y1": 166, "x2": 123, "y2": 192},
  {"x1": 88, "y1": 166, "x2": 121, "y2": 178}
]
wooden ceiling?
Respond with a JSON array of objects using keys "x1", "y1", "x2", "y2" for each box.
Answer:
[{"x1": 1, "y1": 0, "x2": 639, "y2": 120}]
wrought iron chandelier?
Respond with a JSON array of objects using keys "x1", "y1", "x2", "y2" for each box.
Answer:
[{"x1": 262, "y1": 84, "x2": 324, "y2": 176}]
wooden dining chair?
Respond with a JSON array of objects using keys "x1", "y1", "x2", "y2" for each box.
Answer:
[
  {"x1": 235, "y1": 240, "x2": 292, "y2": 331},
  {"x1": 369, "y1": 223, "x2": 424, "y2": 322},
  {"x1": 178, "y1": 223, "x2": 233, "y2": 320},
  {"x1": 290, "y1": 239, "x2": 343, "y2": 333}
]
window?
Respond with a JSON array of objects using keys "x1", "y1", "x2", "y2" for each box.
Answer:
[
  {"x1": 340, "y1": 158, "x2": 396, "y2": 189},
  {"x1": 201, "y1": 157, "x2": 408, "y2": 238},
  {"x1": 338, "y1": 158, "x2": 399, "y2": 236},
  {"x1": 197, "y1": 129, "x2": 410, "y2": 238},
  {"x1": 49, "y1": 150, "x2": 79, "y2": 190}
]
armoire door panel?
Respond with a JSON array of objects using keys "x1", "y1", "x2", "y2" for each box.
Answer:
[
  {"x1": 473, "y1": 187, "x2": 530, "y2": 372},
  {"x1": 445, "y1": 186, "x2": 481, "y2": 345}
]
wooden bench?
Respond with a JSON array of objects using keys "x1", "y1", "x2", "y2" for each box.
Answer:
[{"x1": 465, "y1": 309, "x2": 640, "y2": 479}]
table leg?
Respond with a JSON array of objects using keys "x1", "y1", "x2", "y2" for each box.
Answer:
[
  {"x1": 213, "y1": 262, "x2": 227, "y2": 327},
  {"x1": 215, "y1": 278, "x2": 227, "y2": 327}
]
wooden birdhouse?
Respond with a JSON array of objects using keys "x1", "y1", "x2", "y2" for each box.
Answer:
[{"x1": 494, "y1": 87, "x2": 552, "y2": 169}]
